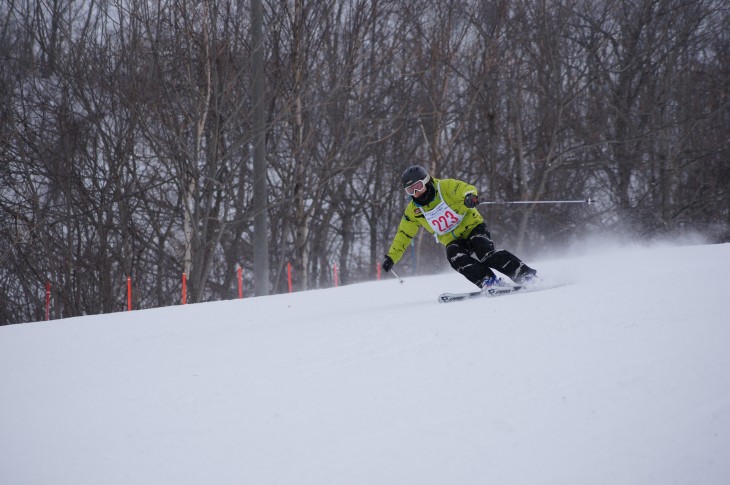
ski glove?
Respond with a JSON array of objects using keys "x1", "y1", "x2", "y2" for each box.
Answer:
[
  {"x1": 464, "y1": 193, "x2": 479, "y2": 208},
  {"x1": 382, "y1": 256, "x2": 394, "y2": 272}
]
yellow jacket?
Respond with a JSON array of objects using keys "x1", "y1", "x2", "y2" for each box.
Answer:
[{"x1": 386, "y1": 178, "x2": 483, "y2": 263}]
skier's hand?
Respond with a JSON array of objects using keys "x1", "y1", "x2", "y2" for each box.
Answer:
[
  {"x1": 382, "y1": 256, "x2": 394, "y2": 272},
  {"x1": 464, "y1": 193, "x2": 479, "y2": 208}
]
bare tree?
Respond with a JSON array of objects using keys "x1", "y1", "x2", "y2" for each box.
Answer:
[{"x1": 1, "y1": 0, "x2": 727, "y2": 324}]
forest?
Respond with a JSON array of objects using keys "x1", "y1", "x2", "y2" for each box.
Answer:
[{"x1": 1, "y1": 0, "x2": 728, "y2": 324}]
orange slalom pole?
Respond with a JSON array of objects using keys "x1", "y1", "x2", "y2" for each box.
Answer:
[
  {"x1": 287, "y1": 262, "x2": 293, "y2": 293},
  {"x1": 127, "y1": 276, "x2": 132, "y2": 311},
  {"x1": 237, "y1": 266, "x2": 243, "y2": 299}
]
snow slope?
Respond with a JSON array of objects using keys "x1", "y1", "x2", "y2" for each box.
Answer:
[{"x1": 1, "y1": 243, "x2": 729, "y2": 485}]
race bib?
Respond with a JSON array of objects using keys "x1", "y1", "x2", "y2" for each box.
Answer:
[{"x1": 421, "y1": 185, "x2": 464, "y2": 235}]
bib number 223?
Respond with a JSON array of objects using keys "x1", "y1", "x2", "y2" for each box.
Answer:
[{"x1": 431, "y1": 211, "x2": 459, "y2": 233}]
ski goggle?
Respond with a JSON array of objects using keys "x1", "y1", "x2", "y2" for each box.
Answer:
[{"x1": 404, "y1": 175, "x2": 430, "y2": 195}]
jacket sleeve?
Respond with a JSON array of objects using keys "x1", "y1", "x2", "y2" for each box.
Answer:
[
  {"x1": 386, "y1": 208, "x2": 421, "y2": 264},
  {"x1": 440, "y1": 178, "x2": 477, "y2": 213}
]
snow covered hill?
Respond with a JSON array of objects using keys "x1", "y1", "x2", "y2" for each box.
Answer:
[{"x1": 2, "y1": 243, "x2": 729, "y2": 485}]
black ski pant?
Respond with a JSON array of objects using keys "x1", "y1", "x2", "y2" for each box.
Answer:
[{"x1": 445, "y1": 223, "x2": 533, "y2": 287}]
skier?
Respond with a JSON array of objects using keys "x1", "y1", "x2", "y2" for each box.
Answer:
[{"x1": 382, "y1": 165, "x2": 537, "y2": 289}]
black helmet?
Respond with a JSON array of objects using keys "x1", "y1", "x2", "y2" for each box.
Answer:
[{"x1": 401, "y1": 165, "x2": 430, "y2": 188}]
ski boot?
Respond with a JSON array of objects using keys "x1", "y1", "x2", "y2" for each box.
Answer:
[
  {"x1": 514, "y1": 265, "x2": 538, "y2": 286},
  {"x1": 478, "y1": 275, "x2": 503, "y2": 290}
]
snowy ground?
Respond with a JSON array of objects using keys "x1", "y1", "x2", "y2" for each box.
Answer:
[{"x1": 1, "y1": 243, "x2": 729, "y2": 485}]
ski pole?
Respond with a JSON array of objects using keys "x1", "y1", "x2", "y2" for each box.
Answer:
[
  {"x1": 478, "y1": 197, "x2": 594, "y2": 206},
  {"x1": 390, "y1": 268, "x2": 404, "y2": 284}
]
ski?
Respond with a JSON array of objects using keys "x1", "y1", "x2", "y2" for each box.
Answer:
[
  {"x1": 437, "y1": 281, "x2": 570, "y2": 303},
  {"x1": 438, "y1": 285, "x2": 524, "y2": 303}
]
